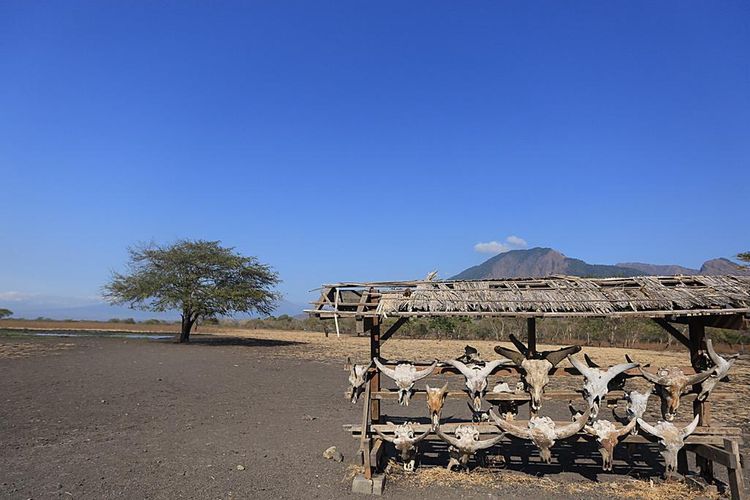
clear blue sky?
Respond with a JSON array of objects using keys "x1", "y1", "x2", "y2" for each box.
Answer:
[{"x1": 1, "y1": 1, "x2": 748, "y2": 305}]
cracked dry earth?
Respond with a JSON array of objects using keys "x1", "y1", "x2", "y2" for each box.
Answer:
[{"x1": 1, "y1": 331, "x2": 747, "y2": 499}]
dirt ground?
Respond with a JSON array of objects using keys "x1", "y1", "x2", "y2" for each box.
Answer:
[{"x1": 1, "y1": 329, "x2": 747, "y2": 499}]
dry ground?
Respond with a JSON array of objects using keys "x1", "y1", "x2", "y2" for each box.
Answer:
[{"x1": 1, "y1": 327, "x2": 748, "y2": 499}]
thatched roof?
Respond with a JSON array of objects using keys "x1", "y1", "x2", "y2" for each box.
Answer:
[{"x1": 308, "y1": 275, "x2": 750, "y2": 320}]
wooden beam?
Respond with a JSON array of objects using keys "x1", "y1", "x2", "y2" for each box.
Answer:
[
  {"x1": 527, "y1": 318, "x2": 537, "y2": 356},
  {"x1": 669, "y1": 314, "x2": 748, "y2": 331},
  {"x1": 380, "y1": 317, "x2": 408, "y2": 344},
  {"x1": 369, "y1": 316, "x2": 381, "y2": 424},
  {"x1": 724, "y1": 438, "x2": 746, "y2": 500},
  {"x1": 652, "y1": 318, "x2": 691, "y2": 349}
]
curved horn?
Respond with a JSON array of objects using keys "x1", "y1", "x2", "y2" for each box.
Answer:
[
  {"x1": 373, "y1": 358, "x2": 399, "y2": 380},
  {"x1": 602, "y1": 363, "x2": 639, "y2": 384},
  {"x1": 555, "y1": 406, "x2": 590, "y2": 439},
  {"x1": 412, "y1": 360, "x2": 438, "y2": 381},
  {"x1": 617, "y1": 418, "x2": 638, "y2": 437},
  {"x1": 637, "y1": 367, "x2": 664, "y2": 385},
  {"x1": 494, "y1": 346, "x2": 525, "y2": 366},
  {"x1": 471, "y1": 433, "x2": 505, "y2": 452},
  {"x1": 477, "y1": 359, "x2": 510, "y2": 378},
  {"x1": 508, "y1": 334, "x2": 530, "y2": 356},
  {"x1": 567, "y1": 355, "x2": 592, "y2": 377},
  {"x1": 686, "y1": 369, "x2": 714, "y2": 386},
  {"x1": 444, "y1": 359, "x2": 475, "y2": 379},
  {"x1": 373, "y1": 426, "x2": 396, "y2": 443},
  {"x1": 544, "y1": 345, "x2": 582, "y2": 367},
  {"x1": 584, "y1": 353, "x2": 600, "y2": 368},
  {"x1": 706, "y1": 339, "x2": 724, "y2": 367},
  {"x1": 583, "y1": 424, "x2": 597, "y2": 437},
  {"x1": 681, "y1": 414, "x2": 700, "y2": 439},
  {"x1": 435, "y1": 427, "x2": 461, "y2": 448},
  {"x1": 488, "y1": 408, "x2": 532, "y2": 439},
  {"x1": 411, "y1": 428, "x2": 432, "y2": 444},
  {"x1": 636, "y1": 418, "x2": 662, "y2": 438}
]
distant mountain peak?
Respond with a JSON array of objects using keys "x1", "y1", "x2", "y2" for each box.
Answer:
[{"x1": 452, "y1": 248, "x2": 749, "y2": 280}]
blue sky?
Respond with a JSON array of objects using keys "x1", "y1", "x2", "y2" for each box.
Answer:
[{"x1": 1, "y1": 1, "x2": 748, "y2": 307}]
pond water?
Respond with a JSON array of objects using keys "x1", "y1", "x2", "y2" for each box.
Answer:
[{"x1": 0, "y1": 329, "x2": 173, "y2": 340}]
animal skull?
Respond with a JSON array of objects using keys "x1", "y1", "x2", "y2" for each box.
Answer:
[
  {"x1": 445, "y1": 358, "x2": 511, "y2": 411},
  {"x1": 490, "y1": 406, "x2": 590, "y2": 463},
  {"x1": 425, "y1": 383, "x2": 449, "y2": 429},
  {"x1": 373, "y1": 358, "x2": 437, "y2": 406},
  {"x1": 583, "y1": 419, "x2": 637, "y2": 471},
  {"x1": 345, "y1": 357, "x2": 373, "y2": 404},
  {"x1": 633, "y1": 362, "x2": 713, "y2": 421},
  {"x1": 373, "y1": 422, "x2": 431, "y2": 471},
  {"x1": 494, "y1": 334, "x2": 581, "y2": 414},
  {"x1": 698, "y1": 339, "x2": 739, "y2": 401},
  {"x1": 637, "y1": 415, "x2": 700, "y2": 477},
  {"x1": 436, "y1": 424, "x2": 504, "y2": 471},
  {"x1": 567, "y1": 354, "x2": 638, "y2": 420},
  {"x1": 612, "y1": 388, "x2": 652, "y2": 434}
]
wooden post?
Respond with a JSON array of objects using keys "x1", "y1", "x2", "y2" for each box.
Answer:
[
  {"x1": 527, "y1": 317, "x2": 537, "y2": 356},
  {"x1": 370, "y1": 315, "x2": 381, "y2": 424},
  {"x1": 724, "y1": 438, "x2": 746, "y2": 500},
  {"x1": 689, "y1": 318, "x2": 714, "y2": 480}
]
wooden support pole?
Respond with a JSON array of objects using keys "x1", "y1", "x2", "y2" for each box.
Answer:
[
  {"x1": 527, "y1": 317, "x2": 537, "y2": 356},
  {"x1": 370, "y1": 316, "x2": 381, "y2": 424},
  {"x1": 725, "y1": 438, "x2": 746, "y2": 500},
  {"x1": 689, "y1": 318, "x2": 714, "y2": 480}
]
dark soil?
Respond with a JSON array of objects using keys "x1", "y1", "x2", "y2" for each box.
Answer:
[{"x1": 0, "y1": 335, "x2": 740, "y2": 499}]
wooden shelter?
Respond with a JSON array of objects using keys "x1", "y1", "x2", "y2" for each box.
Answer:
[{"x1": 307, "y1": 275, "x2": 750, "y2": 497}]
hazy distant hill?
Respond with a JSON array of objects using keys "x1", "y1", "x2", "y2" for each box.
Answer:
[{"x1": 452, "y1": 247, "x2": 749, "y2": 280}]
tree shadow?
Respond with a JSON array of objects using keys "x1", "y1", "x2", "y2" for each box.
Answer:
[{"x1": 162, "y1": 335, "x2": 306, "y2": 348}]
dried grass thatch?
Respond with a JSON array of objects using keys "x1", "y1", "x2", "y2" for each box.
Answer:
[{"x1": 311, "y1": 275, "x2": 750, "y2": 319}]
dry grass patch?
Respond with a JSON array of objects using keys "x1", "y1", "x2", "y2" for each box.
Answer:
[{"x1": 387, "y1": 464, "x2": 717, "y2": 500}]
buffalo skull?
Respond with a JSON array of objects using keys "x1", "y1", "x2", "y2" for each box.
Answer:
[
  {"x1": 494, "y1": 334, "x2": 581, "y2": 414},
  {"x1": 637, "y1": 415, "x2": 700, "y2": 477},
  {"x1": 425, "y1": 383, "x2": 449, "y2": 429},
  {"x1": 444, "y1": 358, "x2": 511, "y2": 411},
  {"x1": 373, "y1": 358, "x2": 437, "y2": 406},
  {"x1": 633, "y1": 362, "x2": 713, "y2": 421},
  {"x1": 583, "y1": 419, "x2": 637, "y2": 471},
  {"x1": 373, "y1": 422, "x2": 431, "y2": 471},
  {"x1": 436, "y1": 424, "x2": 504, "y2": 471},
  {"x1": 345, "y1": 357, "x2": 373, "y2": 404},
  {"x1": 612, "y1": 388, "x2": 652, "y2": 435},
  {"x1": 490, "y1": 406, "x2": 590, "y2": 463},
  {"x1": 567, "y1": 354, "x2": 638, "y2": 420}
]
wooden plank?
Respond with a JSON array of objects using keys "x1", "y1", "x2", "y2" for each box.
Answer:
[
  {"x1": 670, "y1": 314, "x2": 748, "y2": 331},
  {"x1": 346, "y1": 422, "x2": 742, "y2": 438},
  {"x1": 725, "y1": 438, "x2": 746, "y2": 500},
  {"x1": 360, "y1": 381, "x2": 372, "y2": 479},
  {"x1": 370, "y1": 362, "x2": 708, "y2": 377},
  {"x1": 691, "y1": 444, "x2": 738, "y2": 468},
  {"x1": 369, "y1": 389, "x2": 732, "y2": 402},
  {"x1": 527, "y1": 318, "x2": 537, "y2": 356},
  {"x1": 370, "y1": 438, "x2": 384, "y2": 468},
  {"x1": 369, "y1": 316, "x2": 381, "y2": 424}
]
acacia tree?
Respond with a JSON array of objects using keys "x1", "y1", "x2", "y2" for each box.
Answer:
[
  {"x1": 103, "y1": 240, "x2": 280, "y2": 343},
  {"x1": 0, "y1": 308, "x2": 12, "y2": 319},
  {"x1": 738, "y1": 252, "x2": 750, "y2": 266}
]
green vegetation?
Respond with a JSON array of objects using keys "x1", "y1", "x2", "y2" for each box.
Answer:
[
  {"x1": 738, "y1": 251, "x2": 750, "y2": 266},
  {"x1": 103, "y1": 239, "x2": 281, "y2": 343},
  {"x1": 0, "y1": 308, "x2": 12, "y2": 319}
]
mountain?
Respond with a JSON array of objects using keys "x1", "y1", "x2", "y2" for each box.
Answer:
[{"x1": 452, "y1": 247, "x2": 750, "y2": 280}]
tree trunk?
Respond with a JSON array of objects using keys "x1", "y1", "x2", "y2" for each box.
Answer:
[{"x1": 180, "y1": 313, "x2": 195, "y2": 343}]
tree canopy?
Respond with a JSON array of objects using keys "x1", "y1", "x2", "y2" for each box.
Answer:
[
  {"x1": 103, "y1": 240, "x2": 281, "y2": 342},
  {"x1": 738, "y1": 252, "x2": 750, "y2": 265},
  {"x1": 0, "y1": 308, "x2": 12, "y2": 319}
]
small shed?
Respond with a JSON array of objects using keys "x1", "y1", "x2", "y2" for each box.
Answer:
[{"x1": 308, "y1": 275, "x2": 750, "y2": 497}]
